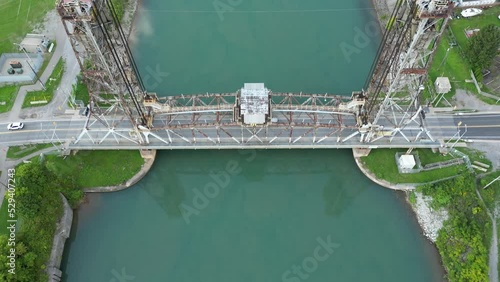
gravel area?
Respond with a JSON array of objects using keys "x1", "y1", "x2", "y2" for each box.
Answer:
[
  {"x1": 412, "y1": 191, "x2": 449, "y2": 242},
  {"x1": 453, "y1": 89, "x2": 500, "y2": 111},
  {"x1": 469, "y1": 142, "x2": 500, "y2": 170}
]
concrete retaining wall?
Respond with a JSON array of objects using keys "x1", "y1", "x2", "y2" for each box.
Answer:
[{"x1": 46, "y1": 194, "x2": 73, "y2": 282}]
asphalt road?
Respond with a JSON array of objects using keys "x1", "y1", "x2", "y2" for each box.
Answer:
[{"x1": 0, "y1": 113, "x2": 498, "y2": 148}]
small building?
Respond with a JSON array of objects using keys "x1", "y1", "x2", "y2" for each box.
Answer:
[
  {"x1": 399, "y1": 154, "x2": 416, "y2": 170},
  {"x1": 435, "y1": 77, "x2": 451, "y2": 94},
  {"x1": 239, "y1": 83, "x2": 270, "y2": 125},
  {"x1": 20, "y1": 34, "x2": 51, "y2": 53}
]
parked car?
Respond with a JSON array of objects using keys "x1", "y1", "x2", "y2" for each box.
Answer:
[{"x1": 7, "y1": 122, "x2": 24, "y2": 130}]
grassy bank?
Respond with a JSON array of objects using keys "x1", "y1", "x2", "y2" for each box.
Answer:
[
  {"x1": 0, "y1": 160, "x2": 80, "y2": 281},
  {"x1": 419, "y1": 176, "x2": 491, "y2": 281},
  {"x1": 362, "y1": 147, "x2": 496, "y2": 280},
  {"x1": 6, "y1": 143, "x2": 55, "y2": 159},
  {"x1": 0, "y1": 85, "x2": 20, "y2": 113},
  {"x1": 360, "y1": 148, "x2": 468, "y2": 184},
  {"x1": 0, "y1": 150, "x2": 145, "y2": 281},
  {"x1": 45, "y1": 150, "x2": 144, "y2": 188},
  {"x1": 22, "y1": 58, "x2": 64, "y2": 108}
]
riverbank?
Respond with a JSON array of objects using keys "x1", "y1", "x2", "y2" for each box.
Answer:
[
  {"x1": 47, "y1": 194, "x2": 73, "y2": 282},
  {"x1": 352, "y1": 149, "x2": 448, "y2": 242},
  {"x1": 84, "y1": 150, "x2": 156, "y2": 192}
]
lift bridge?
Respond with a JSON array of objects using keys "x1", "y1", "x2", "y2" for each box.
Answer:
[{"x1": 58, "y1": 0, "x2": 454, "y2": 149}]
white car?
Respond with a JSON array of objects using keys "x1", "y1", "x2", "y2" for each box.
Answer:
[{"x1": 7, "y1": 122, "x2": 24, "y2": 130}]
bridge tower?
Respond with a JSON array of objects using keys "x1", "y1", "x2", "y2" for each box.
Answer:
[
  {"x1": 58, "y1": 0, "x2": 152, "y2": 144},
  {"x1": 362, "y1": 0, "x2": 453, "y2": 143}
]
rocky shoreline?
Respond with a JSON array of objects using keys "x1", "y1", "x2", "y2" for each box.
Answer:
[{"x1": 352, "y1": 149, "x2": 448, "y2": 242}]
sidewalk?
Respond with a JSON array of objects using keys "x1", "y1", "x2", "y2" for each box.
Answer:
[
  {"x1": 1, "y1": 12, "x2": 78, "y2": 122},
  {"x1": 0, "y1": 11, "x2": 78, "y2": 208}
]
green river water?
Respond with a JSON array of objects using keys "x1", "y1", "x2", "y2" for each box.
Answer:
[{"x1": 62, "y1": 1, "x2": 446, "y2": 281}]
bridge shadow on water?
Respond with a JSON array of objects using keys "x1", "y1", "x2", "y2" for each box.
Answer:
[{"x1": 137, "y1": 149, "x2": 371, "y2": 219}]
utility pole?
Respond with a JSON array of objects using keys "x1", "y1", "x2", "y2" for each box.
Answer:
[
  {"x1": 450, "y1": 123, "x2": 467, "y2": 149},
  {"x1": 13, "y1": 43, "x2": 46, "y2": 90}
]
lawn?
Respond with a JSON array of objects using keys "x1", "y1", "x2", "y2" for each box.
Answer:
[
  {"x1": 0, "y1": 0, "x2": 57, "y2": 54},
  {"x1": 7, "y1": 143, "x2": 55, "y2": 159},
  {"x1": 425, "y1": 7, "x2": 500, "y2": 105},
  {"x1": 450, "y1": 6, "x2": 500, "y2": 51},
  {"x1": 0, "y1": 196, "x2": 11, "y2": 236},
  {"x1": 426, "y1": 34, "x2": 477, "y2": 105},
  {"x1": 456, "y1": 147, "x2": 493, "y2": 172},
  {"x1": 361, "y1": 148, "x2": 468, "y2": 184},
  {"x1": 22, "y1": 57, "x2": 64, "y2": 108},
  {"x1": 417, "y1": 148, "x2": 455, "y2": 166},
  {"x1": 0, "y1": 84, "x2": 20, "y2": 113},
  {"x1": 72, "y1": 75, "x2": 90, "y2": 105},
  {"x1": 44, "y1": 150, "x2": 145, "y2": 188}
]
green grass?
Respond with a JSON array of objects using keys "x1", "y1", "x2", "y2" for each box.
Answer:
[
  {"x1": 425, "y1": 8, "x2": 500, "y2": 105},
  {"x1": 450, "y1": 6, "x2": 500, "y2": 52},
  {"x1": 110, "y1": 0, "x2": 128, "y2": 22},
  {"x1": 22, "y1": 58, "x2": 64, "y2": 108},
  {"x1": 417, "y1": 148, "x2": 455, "y2": 166},
  {"x1": 476, "y1": 92, "x2": 500, "y2": 105},
  {"x1": 0, "y1": 197, "x2": 10, "y2": 236},
  {"x1": 6, "y1": 143, "x2": 55, "y2": 159},
  {"x1": 456, "y1": 147, "x2": 493, "y2": 172},
  {"x1": 361, "y1": 149, "x2": 468, "y2": 184},
  {"x1": 45, "y1": 150, "x2": 144, "y2": 188},
  {"x1": 72, "y1": 75, "x2": 90, "y2": 105},
  {"x1": 408, "y1": 191, "x2": 416, "y2": 205},
  {"x1": 36, "y1": 47, "x2": 56, "y2": 77},
  {"x1": 0, "y1": 84, "x2": 20, "y2": 113},
  {"x1": 0, "y1": 0, "x2": 57, "y2": 54},
  {"x1": 479, "y1": 170, "x2": 500, "y2": 207},
  {"x1": 419, "y1": 176, "x2": 490, "y2": 281},
  {"x1": 428, "y1": 35, "x2": 472, "y2": 100}
]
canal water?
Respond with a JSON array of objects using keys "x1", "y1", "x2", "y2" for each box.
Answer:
[{"x1": 62, "y1": 1, "x2": 446, "y2": 281}]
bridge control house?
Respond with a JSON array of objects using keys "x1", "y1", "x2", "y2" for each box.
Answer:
[{"x1": 237, "y1": 83, "x2": 271, "y2": 125}]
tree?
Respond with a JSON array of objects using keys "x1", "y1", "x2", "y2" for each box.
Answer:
[
  {"x1": 15, "y1": 162, "x2": 55, "y2": 218},
  {"x1": 465, "y1": 24, "x2": 500, "y2": 79}
]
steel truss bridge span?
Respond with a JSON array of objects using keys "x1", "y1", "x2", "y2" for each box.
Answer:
[{"x1": 59, "y1": 0, "x2": 463, "y2": 150}]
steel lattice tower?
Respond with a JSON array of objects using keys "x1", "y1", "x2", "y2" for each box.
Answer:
[
  {"x1": 57, "y1": 0, "x2": 455, "y2": 148},
  {"x1": 58, "y1": 0, "x2": 152, "y2": 144},
  {"x1": 362, "y1": 0, "x2": 453, "y2": 143}
]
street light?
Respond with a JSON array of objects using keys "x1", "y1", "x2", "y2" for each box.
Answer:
[
  {"x1": 13, "y1": 43, "x2": 46, "y2": 90},
  {"x1": 450, "y1": 122, "x2": 467, "y2": 149}
]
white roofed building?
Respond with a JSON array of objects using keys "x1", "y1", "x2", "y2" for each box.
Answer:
[{"x1": 239, "y1": 83, "x2": 270, "y2": 125}]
